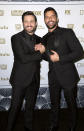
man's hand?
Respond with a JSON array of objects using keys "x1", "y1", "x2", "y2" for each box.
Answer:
[
  {"x1": 35, "y1": 43, "x2": 45, "y2": 54},
  {"x1": 50, "y1": 50, "x2": 59, "y2": 62}
]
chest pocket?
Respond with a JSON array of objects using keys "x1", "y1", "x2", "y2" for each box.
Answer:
[{"x1": 47, "y1": 34, "x2": 60, "y2": 51}]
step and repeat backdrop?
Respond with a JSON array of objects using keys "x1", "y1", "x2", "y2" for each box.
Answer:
[{"x1": 0, "y1": 1, "x2": 84, "y2": 110}]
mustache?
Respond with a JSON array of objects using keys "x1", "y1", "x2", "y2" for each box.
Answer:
[
  {"x1": 25, "y1": 26, "x2": 33, "y2": 28},
  {"x1": 47, "y1": 21, "x2": 55, "y2": 24}
]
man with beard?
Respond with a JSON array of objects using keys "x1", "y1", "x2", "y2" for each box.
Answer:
[
  {"x1": 35, "y1": 7, "x2": 84, "y2": 131},
  {"x1": 7, "y1": 11, "x2": 43, "y2": 131}
]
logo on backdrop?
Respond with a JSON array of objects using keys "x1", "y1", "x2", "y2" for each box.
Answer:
[
  {"x1": 0, "y1": 77, "x2": 9, "y2": 81},
  {"x1": 67, "y1": 24, "x2": 74, "y2": 29},
  {"x1": 15, "y1": 24, "x2": 22, "y2": 31},
  {"x1": 65, "y1": 10, "x2": 71, "y2": 15},
  {"x1": 11, "y1": 10, "x2": 41, "y2": 16},
  {"x1": 0, "y1": 38, "x2": 5, "y2": 44},
  {"x1": 40, "y1": 75, "x2": 45, "y2": 80},
  {"x1": 80, "y1": 10, "x2": 84, "y2": 15},
  {"x1": 0, "y1": 64, "x2": 7, "y2": 70},
  {"x1": 80, "y1": 75, "x2": 84, "y2": 79},
  {"x1": 78, "y1": 37, "x2": 84, "y2": 43},
  {"x1": 77, "y1": 63, "x2": 84, "y2": 68},
  {"x1": 37, "y1": 25, "x2": 45, "y2": 29},
  {"x1": 0, "y1": 10, "x2": 4, "y2": 16},
  {"x1": 0, "y1": 26, "x2": 8, "y2": 30},
  {"x1": 11, "y1": 10, "x2": 25, "y2": 16},
  {"x1": 82, "y1": 24, "x2": 84, "y2": 28},
  {"x1": 33, "y1": 11, "x2": 41, "y2": 16},
  {"x1": 0, "y1": 53, "x2": 10, "y2": 56}
]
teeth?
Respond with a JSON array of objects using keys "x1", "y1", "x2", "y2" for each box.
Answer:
[
  {"x1": 49, "y1": 22, "x2": 53, "y2": 24},
  {"x1": 28, "y1": 27, "x2": 32, "y2": 28}
]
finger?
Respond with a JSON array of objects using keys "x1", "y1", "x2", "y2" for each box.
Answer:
[
  {"x1": 35, "y1": 45, "x2": 39, "y2": 47},
  {"x1": 51, "y1": 50, "x2": 57, "y2": 54},
  {"x1": 50, "y1": 55, "x2": 53, "y2": 60},
  {"x1": 35, "y1": 43, "x2": 41, "y2": 47}
]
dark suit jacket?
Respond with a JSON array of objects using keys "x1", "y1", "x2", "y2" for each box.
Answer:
[
  {"x1": 10, "y1": 30, "x2": 41, "y2": 87},
  {"x1": 42, "y1": 27, "x2": 84, "y2": 87}
]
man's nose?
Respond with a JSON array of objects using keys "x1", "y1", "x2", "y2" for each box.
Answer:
[
  {"x1": 49, "y1": 17, "x2": 52, "y2": 21},
  {"x1": 27, "y1": 22, "x2": 31, "y2": 26}
]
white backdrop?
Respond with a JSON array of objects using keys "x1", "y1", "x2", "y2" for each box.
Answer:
[{"x1": 0, "y1": 1, "x2": 84, "y2": 88}]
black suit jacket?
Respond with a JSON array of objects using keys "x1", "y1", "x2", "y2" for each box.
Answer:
[
  {"x1": 10, "y1": 30, "x2": 41, "y2": 86},
  {"x1": 42, "y1": 27, "x2": 84, "y2": 87}
]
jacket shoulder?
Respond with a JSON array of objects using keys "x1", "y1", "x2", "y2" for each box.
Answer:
[
  {"x1": 59, "y1": 27, "x2": 76, "y2": 38},
  {"x1": 59, "y1": 27, "x2": 73, "y2": 33},
  {"x1": 42, "y1": 32, "x2": 48, "y2": 39},
  {"x1": 11, "y1": 31, "x2": 23, "y2": 40},
  {"x1": 35, "y1": 34, "x2": 41, "y2": 39}
]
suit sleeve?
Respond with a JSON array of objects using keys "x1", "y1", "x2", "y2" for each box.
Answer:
[
  {"x1": 41, "y1": 36, "x2": 51, "y2": 61},
  {"x1": 42, "y1": 48, "x2": 51, "y2": 61},
  {"x1": 11, "y1": 35, "x2": 42, "y2": 64},
  {"x1": 59, "y1": 29, "x2": 84, "y2": 64}
]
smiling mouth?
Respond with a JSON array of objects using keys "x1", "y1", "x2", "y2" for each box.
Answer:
[
  {"x1": 26, "y1": 26, "x2": 33, "y2": 28},
  {"x1": 48, "y1": 22, "x2": 54, "y2": 25}
]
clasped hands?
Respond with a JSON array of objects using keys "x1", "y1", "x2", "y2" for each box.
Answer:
[{"x1": 35, "y1": 43, "x2": 59, "y2": 62}]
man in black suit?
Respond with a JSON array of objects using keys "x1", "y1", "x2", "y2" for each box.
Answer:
[
  {"x1": 35, "y1": 7, "x2": 84, "y2": 131},
  {"x1": 7, "y1": 11, "x2": 43, "y2": 131}
]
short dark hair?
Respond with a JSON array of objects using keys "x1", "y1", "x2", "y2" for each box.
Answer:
[
  {"x1": 44, "y1": 7, "x2": 58, "y2": 18},
  {"x1": 22, "y1": 11, "x2": 37, "y2": 22}
]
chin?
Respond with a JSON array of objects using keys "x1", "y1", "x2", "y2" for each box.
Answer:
[
  {"x1": 48, "y1": 26, "x2": 54, "y2": 29},
  {"x1": 27, "y1": 30, "x2": 33, "y2": 33}
]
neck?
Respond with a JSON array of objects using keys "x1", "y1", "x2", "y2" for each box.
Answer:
[
  {"x1": 27, "y1": 32, "x2": 34, "y2": 35},
  {"x1": 48, "y1": 25, "x2": 58, "y2": 32},
  {"x1": 24, "y1": 30, "x2": 34, "y2": 35}
]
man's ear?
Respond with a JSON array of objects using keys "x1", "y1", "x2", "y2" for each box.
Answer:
[
  {"x1": 35, "y1": 22, "x2": 38, "y2": 31},
  {"x1": 36, "y1": 22, "x2": 38, "y2": 27},
  {"x1": 57, "y1": 17, "x2": 59, "y2": 23}
]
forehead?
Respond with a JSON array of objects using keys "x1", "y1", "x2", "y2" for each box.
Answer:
[
  {"x1": 24, "y1": 15, "x2": 35, "y2": 20},
  {"x1": 45, "y1": 10, "x2": 56, "y2": 16}
]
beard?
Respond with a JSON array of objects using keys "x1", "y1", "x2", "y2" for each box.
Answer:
[
  {"x1": 46, "y1": 21, "x2": 58, "y2": 29},
  {"x1": 24, "y1": 25, "x2": 37, "y2": 34}
]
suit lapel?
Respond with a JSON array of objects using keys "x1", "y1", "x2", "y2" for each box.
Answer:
[{"x1": 21, "y1": 30, "x2": 35, "y2": 51}]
